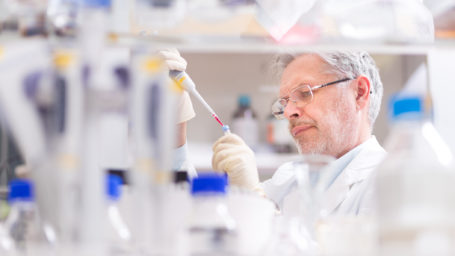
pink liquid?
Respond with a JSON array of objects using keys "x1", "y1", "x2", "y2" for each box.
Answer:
[{"x1": 212, "y1": 114, "x2": 224, "y2": 127}]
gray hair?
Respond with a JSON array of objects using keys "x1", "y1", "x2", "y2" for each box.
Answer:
[{"x1": 273, "y1": 51, "x2": 383, "y2": 126}]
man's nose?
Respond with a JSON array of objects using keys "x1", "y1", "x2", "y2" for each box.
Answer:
[{"x1": 284, "y1": 101, "x2": 301, "y2": 120}]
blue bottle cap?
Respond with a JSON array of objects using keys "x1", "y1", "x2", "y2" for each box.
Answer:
[
  {"x1": 81, "y1": 0, "x2": 111, "y2": 7},
  {"x1": 389, "y1": 94, "x2": 423, "y2": 120},
  {"x1": 8, "y1": 179, "x2": 34, "y2": 202},
  {"x1": 238, "y1": 94, "x2": 251, "y2": 107},
  {"x1": 191, "y1": 173, "x2": 227, "y2": 195},
  {"x1": 107, "y1": 174, "x2": 122, "y2": 201}
]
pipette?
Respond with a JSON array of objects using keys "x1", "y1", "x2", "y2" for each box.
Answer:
[{"x1": 170, "y1": 70, "x2": 231, "y2": 134}]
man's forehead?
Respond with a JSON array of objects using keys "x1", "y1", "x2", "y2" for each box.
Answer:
[{"x1": 279, "y1": 57, "x2": 334, "y2": 96}]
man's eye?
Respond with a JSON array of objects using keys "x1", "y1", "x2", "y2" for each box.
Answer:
[
  {"x1": 279, "y1": 98, "x2": 288, "y2": 106},
  {"x1": 296, "y1": 90, "x2": 311, "y2": 99}
]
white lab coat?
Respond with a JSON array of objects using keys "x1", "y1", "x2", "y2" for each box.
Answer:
[{"x1": 261, "y1": 136, "x2": 387, "y2": 216}]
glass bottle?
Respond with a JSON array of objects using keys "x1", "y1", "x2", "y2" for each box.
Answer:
[
  {"x1": 4, "y1": 179, "x2": 54, "y2": 255},
  {"x1": 187, "y1": 173, "x2": 238, "y2": 256}
]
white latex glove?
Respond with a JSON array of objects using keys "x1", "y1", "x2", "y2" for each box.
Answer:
[
  {"x1": 158, "y1": 48, "x2": 195, "y2": 123},
  {"x1": 159, "y1": 48, "x2": 187, "y2": 71},
  {"x1": 212, "y1": 133, "x2": 261, "y2": 191}
]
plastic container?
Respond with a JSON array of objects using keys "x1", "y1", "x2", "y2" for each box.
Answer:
[
  {"x1": 231, "y1": 95, "x2": 259, "y2": 150},
  {"x1": 319, "y1": 0, "x2": 434, "y2": 43},
  {"x1": 133, "y1": 0, "x2": 186, "y2": 30},
  {"x1": 187, "y1": 173, "x2": 238, "y2": 256},
  {"x1": 4, "y1": 179, "x2": 53, "y2": 255},
  {"x1": 376, "y1": 95, "x2": 455, "y2": 256}
]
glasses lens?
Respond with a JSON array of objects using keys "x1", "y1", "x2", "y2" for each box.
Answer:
[
  {"x1": 272, "y1": 99, "x2": 285, "y2": 119},
  {"x1": 291, "y1": 85, "x2": 313, "y2": 105}
]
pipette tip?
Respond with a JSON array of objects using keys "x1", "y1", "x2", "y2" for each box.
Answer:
[{"x1": 222, "y1": 125, "x2": 231, "y2": 134}]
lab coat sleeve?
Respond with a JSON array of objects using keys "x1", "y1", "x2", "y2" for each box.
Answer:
[{"x1": 172, "y1": 142, "x2": 197, "y2": 178}]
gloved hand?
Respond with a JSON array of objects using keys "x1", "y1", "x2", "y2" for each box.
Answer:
[
  {"x1": 159, "y1": 48, "x2": 187, "y2": 71},
  {"x1": 158, "y1": 48, "x2": 195, "y2": 124},
  {"x1": 212, "y1": 133, "x2": 261, "y2": 191}
]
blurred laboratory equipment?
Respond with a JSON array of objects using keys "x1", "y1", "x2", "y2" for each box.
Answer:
[
  {"x1": 0, "y1": 219, "x2": 13, "y2": 254},
  {"x1": 231, "y1": 94, "x2": 259, "y2": 150},
  {"x1": 424, "y1": 0, "x2": 455, "y2": 39},
  {"x1": 187, "y1": 0, "x2": 255, "y2": 23},
  {"x1": 2, "y1": 0, "x2": 48, "y2": 36},
  {"x1": 226, "y1": 189, "x2": 275, "y2": 256},
  {"x1": 186, "y1": 173, "x2": 238, "y2": 256},
  {"x1": 3, "y1": 179, "x2": 55, "y2": 255},
  {"x1": 174, "y1": 170, "x2": 190, "y2": 187},
  {"x1": 74, "y1": 2, "x2": 120, "y2": 256},
  {"x1": 0, "y1": 40, "x2": 49, "y2": 166},
  {"x1": 261, "y1": 217, "x2": 313, "y2": 256},
  {"x1": 282, "y1": 155, "x2": 335, "y2": 226},
  {"x1": 277, "y1": 155, "x2": 335, "y2": 255},
  {"x1": 46, "y1": 0, "x2": 79, "y2": 38},
  {"x1": 129, "y1": 49, "x2": 180, "y2": 255},
  {"x1": 376, "y1": 95, "x2": 455, "y2": 256},
  {"x1": 318, "y1": 0, "x2": 435, "y2": 43},
  {"x1": 105, "y1": 174, "x2": 133, "y2": 256},
  {"x1": 0, "y1": 122, "x2": 25, "y2": 186},
  {"x1": 255, "y1": 0, "x2": 317, "y2": 41},
  {"x1": 133, "y1": 0, "x2": 186, "y2": 31},
  {"x1": 266, "y1": 112, "x2": 295, "y2": 153},
  {"x1": 45, "y1": 48, "x2": 84, "y2": 256}
]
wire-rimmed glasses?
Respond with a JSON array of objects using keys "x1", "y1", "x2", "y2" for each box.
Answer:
[{"x1": 272, "y1": 78, "x2": 352, "y2": 119}]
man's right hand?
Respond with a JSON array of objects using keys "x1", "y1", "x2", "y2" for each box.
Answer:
[
  {"x1": 212, "y1": 133, "x2": 260, "y2": 191},
  {"x1": 158, "y1": 48, "x2": 187, "y2": 72},
  {"x1": 158, "y1": 48, "x2": 195, "y2": 124}
]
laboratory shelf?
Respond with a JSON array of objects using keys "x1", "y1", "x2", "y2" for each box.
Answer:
[
  {"x1": 2, "y1": 33, "x2": 453, "y2": 56},
  {"x1": 112, "y1": 33, "x2": 455, "y2": 55}
]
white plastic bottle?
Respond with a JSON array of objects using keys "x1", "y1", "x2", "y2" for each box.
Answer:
[
  {"x1": 376, "y1": 95, "x2": 455, "y2": 256},
  {"x1": 187, "y1": 173, "x2": 238, "y2": 256},
  {"x1": 4, "y1": 179, "x2": 53, "y2": 256},
  {"x1": 231, "y1": 95, "x2": 259, "y2": 150},
  {"x1": 105, "y1": 174, "x2": 132, "y2": 256}
]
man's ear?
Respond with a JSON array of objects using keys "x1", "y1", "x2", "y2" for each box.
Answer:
[{"x1": 354, "y1": 75, "x2": 371, "y2": 110}]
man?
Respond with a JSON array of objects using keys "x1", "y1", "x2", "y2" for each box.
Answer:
[{"x1": 212, "y1": 51, "x2": 387, "y2": 215}]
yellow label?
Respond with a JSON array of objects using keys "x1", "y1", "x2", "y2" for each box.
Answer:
[
  {"x1": 143, "y1": 57, "x2": 163, "y2": 73},
  {"x1": 171, "y1": 77, "x2": 185, "y2": 93},
  {"x1": 54, "y1": 51, "x2": 74, "y2": 68}
]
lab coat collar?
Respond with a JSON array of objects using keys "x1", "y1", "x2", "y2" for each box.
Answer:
[{"x1": 322, "y1": 136, "x2": 386, "y2": 214}]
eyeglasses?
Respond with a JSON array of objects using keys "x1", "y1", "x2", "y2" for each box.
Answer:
[{"x1": 272, "y1": 78, "x2": 352, "y2": 119}]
